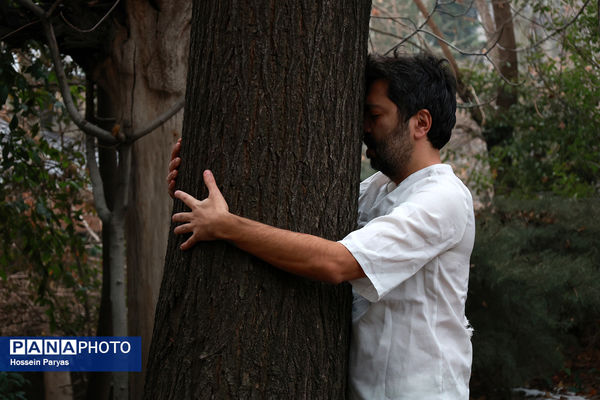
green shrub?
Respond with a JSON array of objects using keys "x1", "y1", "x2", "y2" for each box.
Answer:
[
  {"x1": 0, "y1": 372, "x2": 28, "y2": 400},
  {"x1": 468, "y1": 196, "x2": 600, "y2": 397}
]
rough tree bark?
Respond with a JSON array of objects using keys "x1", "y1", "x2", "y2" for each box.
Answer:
[
  {"x1": 89, "y1": 2, "x2": 191, "y2": 398},
  {"x1": 144, "y1": 0, "x2": 371, "y2": 398}
]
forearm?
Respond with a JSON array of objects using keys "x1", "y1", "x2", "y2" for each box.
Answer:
[
  {"x1": 171, "y1": 172, "x2": 363, "y2": 283},
  {"x1": 217, "y1": 213, "x2": 363, "y2": 284}
]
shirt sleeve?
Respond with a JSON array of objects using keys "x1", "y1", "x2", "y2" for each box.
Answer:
[{"x1": 339, "y1": 188, "x2": 469, "y2": 302}]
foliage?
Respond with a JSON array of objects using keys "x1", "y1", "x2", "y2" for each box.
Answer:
[
  {"x1": 0, "y1": 40, "x2": 99, "y2": 334},
  {"x1": 0, "y1": 372, "x2": 29, "y2": 400},
  {"x1": 470, "y1": 0, "x2": 600, "y2": 198},
  {"x1": 468, "y1": 196, "x2": 600, "y2": 396}
]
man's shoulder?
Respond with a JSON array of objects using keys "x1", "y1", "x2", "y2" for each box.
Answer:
[{"x1": 412, "y1": 164, "x2": 472, "y2": 200}]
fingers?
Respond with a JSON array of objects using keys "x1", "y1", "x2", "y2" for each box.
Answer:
[
  {"x1": 180, "y1": 235, "x2": 197, "y2": 251},
  {"x1": 203, "y1": 170, "x2": 222, "y2": 198},
  {"x1": 168, "y1": 157, "x2": 181, "y2": 173},
  {"x1": 174, "y1": 190, "x2": 197, "y2": 208},
  {"x1": 172, "y1": 211, "x2": 193, "y2": 223},
  {"x1": 173, "y1": 223, "x2": 192, "y2": 235},
  {"x1": 170, "y1": 138, "x2": 181, "y2": 161},
  {"x1": 167, "y1": 140, "x2": 181, "y2": 197}
]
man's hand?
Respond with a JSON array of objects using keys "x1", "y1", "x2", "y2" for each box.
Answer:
[
  {"x1": 172, "y1": 170, "x2": 230, "y2": 250},
  {"x1": 167, "y1": 138, "x2": 182, "y2": 198}
]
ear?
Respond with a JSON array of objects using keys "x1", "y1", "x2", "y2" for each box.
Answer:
[{"x1": 412, "y1": 109, "x2": 432, "y2": 140}]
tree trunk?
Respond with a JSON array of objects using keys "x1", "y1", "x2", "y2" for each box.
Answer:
[
  {"x1": 91, "y1": 1, "x2": 191, "y2": 398},
  {"x1": 144, "y1": 0, "x2": 371, "y2": 398},
  {"x1": 491, "y1": 0, "x2": 518, "y2": 112},
  {"x1": 476, "y1": 0, "x2": 519, "y2": 152}
]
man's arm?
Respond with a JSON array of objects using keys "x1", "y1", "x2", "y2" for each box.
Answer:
[{"x1": 172, "y1": 170, "x2": 365, "y2": 284}]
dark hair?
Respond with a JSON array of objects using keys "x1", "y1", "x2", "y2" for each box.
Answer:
[{"x1": 365, "y1": 52, "x2": 457, "y2": 149}]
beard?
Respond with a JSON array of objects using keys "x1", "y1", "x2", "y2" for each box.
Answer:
[{"x1": 365, "y1": 122, "x2": 413, "y2": 182}]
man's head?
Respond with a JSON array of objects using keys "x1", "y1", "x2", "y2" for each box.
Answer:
[{"x1": 365, "y1": 52, "x2": 457, "y2": 150}]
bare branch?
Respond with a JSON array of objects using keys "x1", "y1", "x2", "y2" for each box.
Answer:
[
  {"x1": 369, "y1": 27, "x2": 431, "y2": 53},
  {"x1": 129, "y1": 98, "x2": 185, "y2": 142},
  {"x1": 413, "y1": 0, "x2": 484, "y2": 125},
  {"x1": 506, "y1": 0, "x2": 592, "y2": 53},
  {"x1": 85, "y1": 135, "x2": 111, "y2": 222},
  {"x1": 45, "y1": 0, "x2": 64, "y2": 18},
  {"x1": 0, "y1": 20, "x2": 40, "y2": 41},
  {"x1": 59, "y1": 0, "x2": 121, "y2": 34},
  {"x1": 414, "y1": 0, "x2": 460, "y2": 76},
  {"x1": 381, "y1": 3, "x2": 435, "y2": 55},
  {"x1": 43, "y1": 20, "x2": 119, "y2": 142},
  {"x1": 15, "y1": 0, "x2": 119, "y2": 143},
  {"x1": 14, "y1": 0, "x2": 44, "y2": 17}
]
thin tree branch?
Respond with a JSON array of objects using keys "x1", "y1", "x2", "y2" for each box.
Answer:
[
  {"x1": 129, "y1": 98, "x2": 185, "y2": 142},
  {"x1": 381, "y1": 3, "x2": 435, "y2": 55},
  {"x1": 86, "y1": 135, "x2": 111, "y2": 222},
  {"x1": 0, "y1": 20, "x2": 39, "y2": 41},
  {"x1": 413, "y1": 0, "x2": 484, "y2": 125},
  {"x1": 59, "y1": 0, "x2": 121, "y2": 33},
  {"x1": 413, "y1": 0, "x2": 460, "y2": 76},
  {"x1": 14, "y1": 0, "x2": 44, "y2": 17},
  {"x1": 370, "y1": 28, "x2": 430, "y2": 53},
  {"x1": 15, "y1": 0, "x2": 120, "y2": 143},
  {"x1": 504, "y1": 0, "x2": 592, "y2": 53},
  {"x1": 436, "y1": 0, "x2": 478, "y2": 19},
  {"x1": 45, "y1": 0, "x2": 64, "y2": 18}
]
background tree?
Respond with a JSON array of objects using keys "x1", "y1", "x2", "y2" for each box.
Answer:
[
  {"x1": 144, "y1": 0, "x2": 371, "y2": 398},
  {"x1": 1, "y1": 1, "x2": 190, "y2": 398}
]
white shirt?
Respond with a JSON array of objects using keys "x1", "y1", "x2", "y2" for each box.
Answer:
[{"x1": 339, "y1": 164, "x2": 475, "y2": 400}]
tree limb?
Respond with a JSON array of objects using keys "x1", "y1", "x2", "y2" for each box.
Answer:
[
  {"x1": 16, "y1": 0, "x2": 118, "y2": 143},
  {"x1": 86, "y1": 135, "x2": 111, "y2": 222},
  {"x1": 44, "y1": 20, "x2": 121, "y2": 142},
  {"x1": 129, "y1": 98, "x2": 185, "y2": 142},
  {"x1": 16, "y1": 0, "x2": 184, "y2": 144},
  {"x1": 45, "y1": 0, "x2": 64, "y2": 18},
  {"x1": 413, "y1": 0, "x2": 484, "y2": 125},
  {"x1": 506, "y1": 0, "x2": 592, "y2": 53},
  {"x1": 59, "y1": 0, "x2": 121, "y2": 33}
]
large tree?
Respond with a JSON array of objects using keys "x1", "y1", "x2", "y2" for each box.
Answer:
[{"x1": 144, "y1": 0, "x2": 371, "y2": 398}]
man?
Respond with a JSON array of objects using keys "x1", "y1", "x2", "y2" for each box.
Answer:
[{"x1": 166, "y1": 53, "x2": 475, "y2": 399}]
